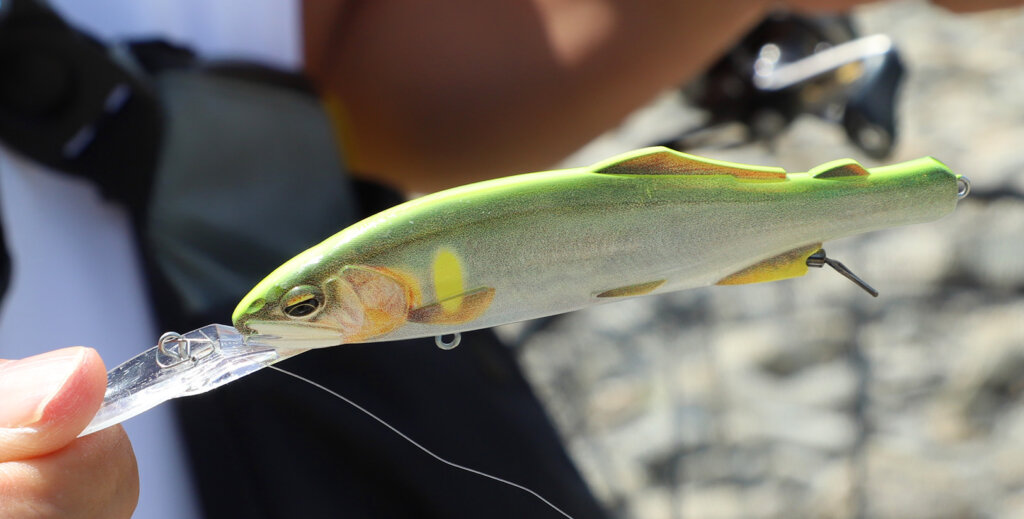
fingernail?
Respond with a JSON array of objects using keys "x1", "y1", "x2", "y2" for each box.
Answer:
[{"x1": 0, "y1": 348, "x2": 86, "y2": 428}]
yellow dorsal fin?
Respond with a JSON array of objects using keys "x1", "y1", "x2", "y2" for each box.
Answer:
[
  {"x1": 811, "y1": 159, "x2": 870, "y2": 178},
  {"x1": 594, "y1": 147, "x2": 787, "y2": 180}
]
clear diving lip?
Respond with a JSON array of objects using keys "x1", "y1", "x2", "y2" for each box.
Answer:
[{"x1": 80, "y1": 324, "x2": 305, "y2": 437}]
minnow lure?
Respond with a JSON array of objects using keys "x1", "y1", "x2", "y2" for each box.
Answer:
[
  {"x1": 78, "y1": 148, "x2": 968, "y2": 517},
  {"x1": 232, "y1": 146, "x2": 969, "y2": 349},
  {"x1": 82, "y1": 146, "x2": 966, "y2": 440}
]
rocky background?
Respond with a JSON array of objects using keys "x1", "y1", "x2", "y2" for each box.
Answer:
[{"x1": 508, "y1": 2, "x2": 1024, "y2": 518}]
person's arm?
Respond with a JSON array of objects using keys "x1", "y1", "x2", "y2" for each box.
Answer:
[
  {"x1": 304, "y1": 0, "x2": 773, "y2": 192},
  {"x1": 0, "y1": 348, "x2": 138, "y2": 519},
  {"x1": 304, "y1": 0, "x2": 1023, "y2": 193}
]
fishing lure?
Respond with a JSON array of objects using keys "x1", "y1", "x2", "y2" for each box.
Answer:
[
  {"x1": 232, "y1": 146, "x2": 968, "y2": 349},
  {"x1": 83, "y1": 146, "x2": 968, "y2": 435}
]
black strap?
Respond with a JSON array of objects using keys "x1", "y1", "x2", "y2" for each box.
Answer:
[{"x1": 0, "y1": 0, "x2": 163, "y2": 210}]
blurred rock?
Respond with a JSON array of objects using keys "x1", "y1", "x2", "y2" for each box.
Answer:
[
  {"x1": 860, "y1": 225, "x2": 956, "y2": 292},
  {"x1": 728, "y1": 404, "x2": 858, "y2": 453},
  {"x1": 804, "y1": 460, "x2": 857, "y2": 519},
  {"x1": 517, "y1": 3, "x2": 1024, "y2": 517},
  {"x1": 934, "y1": 300, "x2": 1024, "y2": 436},
  {"x1": 995, "y1": 492, "x2": 1024, "y2": 519},
  {"x1": 775, "y1": 360, "x2": 859, "y2": 410},
  {"x1": 957, "y1": 201, "x2": 1024, "y2": 289},
  {"x1": 585, "y1": 374, "x2": 655, "y2": 428},
  {"x1": 677, "y1": 485, "x2": 746, "y2": 519},
  {"x1": 862, "y1": 441, "x2": 976, "y2": 519}
]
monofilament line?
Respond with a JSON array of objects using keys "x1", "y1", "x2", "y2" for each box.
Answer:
[{"x1": 268, "y1": 365, "x2": 575, "y2": 519}]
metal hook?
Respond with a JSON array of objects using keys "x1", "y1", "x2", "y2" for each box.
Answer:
[
  {"x1": 807, "y1": 249, "x2": 879, "y2": 297},
  {"x1": 435, "y1": 333, "x2": 462, "y2": 350}
]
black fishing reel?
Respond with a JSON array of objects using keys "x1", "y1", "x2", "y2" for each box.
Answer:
[{"x1": 664, "y1": 12, "x2": 904, "y2": 158}]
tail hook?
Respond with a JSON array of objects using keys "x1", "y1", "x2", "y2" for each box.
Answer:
[{"x1": 807, "y1": 249, "x2": 879, "y2": 297}]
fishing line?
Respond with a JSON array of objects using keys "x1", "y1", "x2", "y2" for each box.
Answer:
[{"x1": 267, "y1": 365, "x2": 575, "y2": 519}]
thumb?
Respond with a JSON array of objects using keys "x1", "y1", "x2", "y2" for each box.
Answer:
[{"x1": 0, "y1": 347, "x2": 107, "y2": 462}]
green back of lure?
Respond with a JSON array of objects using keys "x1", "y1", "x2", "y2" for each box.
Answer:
[{"x1": 233, "y1": 147, "x2": 964, "y2": 349}]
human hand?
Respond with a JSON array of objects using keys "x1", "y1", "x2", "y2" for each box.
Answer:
[{"x1": 0, "y1": 347, "x2": 138, "y2": 519}]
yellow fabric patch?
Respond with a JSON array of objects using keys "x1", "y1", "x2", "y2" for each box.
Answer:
[
  {"x1": 432, "y1": 248, "x2": 465, "y2": 313},
  {"x1": 322, "y1": 93, "x2": 360, "y2": 170}
]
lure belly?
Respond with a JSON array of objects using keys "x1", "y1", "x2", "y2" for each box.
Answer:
[{"x1": 233, "y1": 147, "x2": 964, "y2": 349}]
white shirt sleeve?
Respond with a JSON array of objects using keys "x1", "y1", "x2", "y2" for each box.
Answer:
[
  {"x1": 49, "y1": 0, "x2": 303, "y2": 70},
  {"x1": 0, "y1": 2, "x2": 301, "y2": 518}
]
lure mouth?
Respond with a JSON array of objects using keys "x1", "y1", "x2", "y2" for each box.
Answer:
[{"x1": 239, "y1": 320, "x2": 345, "y2": 349}]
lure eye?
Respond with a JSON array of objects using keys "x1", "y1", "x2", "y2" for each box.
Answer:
[{"x1": 282, "y1": 285, "x2": 324, "y2": 319}]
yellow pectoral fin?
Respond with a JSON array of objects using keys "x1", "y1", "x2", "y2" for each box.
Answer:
[
  {"x1": 408, "y1": 287, "x2": 495, "y2": 325},
  {"x1": 717, "y1": 243, "x2": 822, "y2": 286}
]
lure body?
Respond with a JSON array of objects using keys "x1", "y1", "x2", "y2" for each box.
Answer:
[{"x1": 233, "y1": 147, "x2": 962, "y2": 348}]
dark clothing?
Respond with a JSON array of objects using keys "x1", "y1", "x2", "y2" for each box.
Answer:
[
  {"x1": 0, "y1": 3, "x2": 607, "y2": 515},
  {"x1": 177, "y1": 331, "x2": 606, "y2": 519}
]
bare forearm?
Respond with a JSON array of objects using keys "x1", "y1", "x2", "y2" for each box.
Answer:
[{"x1": 305, "y1": 0, "x2": 770, "y2": 192}]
